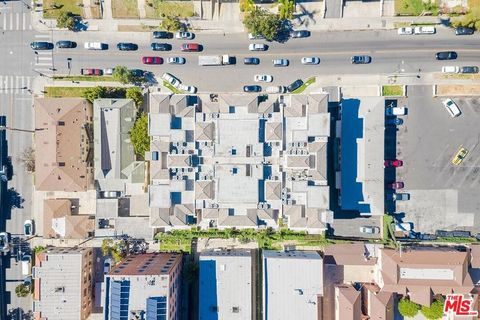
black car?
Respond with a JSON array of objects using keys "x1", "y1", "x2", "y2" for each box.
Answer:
[
  {"x1": 435, "y1": 51, "x2": 457, "y2": 60},
  {"x1": 436, "y1": 230, "x2": 454, "y2": 237},
  {"x1": 460, "y1": 66, "x2": 479, "y2": 74},
  {"x1": 290, "y1": 30, "x2": 311, "y2": 38},
  {"x1": 287, "y1": 79, "x2": 304, "y2": 92},
  {"x1": 243, "y1": 85, "x2": 262, "y2": 92},
  {"x1": 416, "y1": 233, "x2": 437, "y2": 241},
  {"x1": 455, "y1": 27, "x2": 474, "y2": 35},
  {"x1": 452, "y1": 230, "x2": 471, "y2": 238},
  {"x1": 385, "y1": 118, "x2": 403, "y2": 126},
  {"x1": 56, "y1": 40, "x2": 77, "y2": 48},
  {"x1": 117, "y1": 42, "x2": 138, "y2": 51},
  {"x1": 244, "y1": 57, "x2": 260, "y2": 65},
  {"x1": 30, "y1": 41, "x2": 54, "y2": 50},
  {"x1": 153, "y1": 31, "x2": 173, "y2": 39},
  {"x1": 130, "y1": 69, "x2": 145, "y2": 77},
  {"x1": 151, "y1": 43, "x2": 172, "y2": 51},
  {"x1": 351, "y1": 55, "x2": 372, "y2": 64}
]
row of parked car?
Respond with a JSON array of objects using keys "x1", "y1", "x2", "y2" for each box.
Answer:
[
  {"x1": 397, "y1": 26, "x2": 475, "y2": 35},
  {"x1": 243, "y1": 79, "x2": 304, "y2": 93}
]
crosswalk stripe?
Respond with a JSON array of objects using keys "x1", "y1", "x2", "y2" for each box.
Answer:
[
  {"x1": 9, "y1": 76, "x2": 13, "y2": 93},
  {"x1": 2, "y1": 14, "x2": 6, "y2": 30},
  {"x1": 22, "y1": 12, "x2": 26, "y2": 30},
  {"x1": 35, "y1": 34, "x2": 50, "y2": 39},
  {"x1": 0, "y1": 76, "x2": 3, "y2": 90},
  {"x1": 9, "y1": 13, "x2": 12, "y2": 30},
  {"x1": 15, "y1": 13, "x2": 19, "y2": 30},
  {"x1": 38, "y1": 56, "x2": 52, "y2": 61},
  {"x1": 37, "y1": 51, "x2": 51, "y2": 55}
]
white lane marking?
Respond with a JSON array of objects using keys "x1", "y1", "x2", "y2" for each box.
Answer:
[{"x1": 15, "y1": 13, "x2": 19, "y2": 30}]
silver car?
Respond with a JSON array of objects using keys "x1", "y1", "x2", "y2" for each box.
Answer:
[
  {"x1": 359, "y1": 226, "x2": 380, "y2": 234},
  {"x1": 167, "y1": 57, "x2": 186, "y2": 65},
  {"x1": 175, "y1": 31, "x2": 194, "y2": 40},
  {"x1": 273, "y1": 59, "x2": 289, "y2": 67},
  {"x1": 0, "y1": 232, "x2": 10, "y2": 253},
  {"x1": 301, "y1": 57, "x2": 320, "y2": 65},
  {"x1": 392, "y1": 193, "x2": 410, "y2": 201}
]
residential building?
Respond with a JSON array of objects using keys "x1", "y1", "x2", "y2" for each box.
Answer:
[
  {"x1": 262, "y1": 250, "x2": 323, "y2": 320},
  {"x1": 33, "y1": 247, "x2": 94, "y2": 320},
  {"x1": 34, "y1": 98, "x2": 93, "y2": 192},
  {"x1": 43, "y1": 199, "x2": 94, "y2": 239},
  {"x1": 199, "y1": 249, "x2": 255, "y2": 320},
  {"x1": 103, "y1": 253, "x2": 182, "y2": 320}
]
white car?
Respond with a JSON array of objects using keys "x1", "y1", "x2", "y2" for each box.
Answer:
[
  {"x1": 249, "y1": 43, "x2": 267, "y2": 51},
  {"x1": 266, "y1": 86, "x2": 287, "y2": 94},
  {"x1": 103, "y1": 258, "x2": 112, "y2": 274},
  {"x1": 442, "y1": 98, "x2": 461, "y2": 117},
  {"x1": 103, "y1": 68, "x2": 114, "y2": 75},
  {"x1": 386, "y1": 106, "x2": 407, "y2": 116},
  {"x1": 167, "y1": 57, "x2": 186, "y2": 65},
  {"x1": 397, "y1": 27, "x2": 413, "y2": 35},
  {"x1": 359, "y1": 226, "x2": 380, "y2": 234},
  {"x1": 254, "y1": 74, "x2": 273, "y2": 82},
  {"x1": 179, "y1": 84, "x2": 197, "y2": 94},
  {"x1": 248, "y1": 33, "x2": 265, "y2": 40},
  {"x1": 175, "y1": 31, "x2": 194, "y2": 40},
  {"x1": 441, "y1": 66, "x2": 460, "y2": 73},
  {"x1": 414, "y1": 26, "x2": 436, "y2": 34},
  {"x1": 162, "y1": 72, "x2": 181, "y2": 88},
  {"x1": 301, "y1": 57, "x2": 320, "y2": 65}
]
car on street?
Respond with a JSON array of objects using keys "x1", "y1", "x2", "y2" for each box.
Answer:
[
  {"x1": 435, "y1": 51, "x2": 457, "y2": 60},
  {"x1": 273, "y1": 59, "x2": 289, "y2": 67},
  {"x1": 287, "y1": 79, "x2": 304, "y2": 92},
  {"x1": 387, "y1": 182, "x2": 404, "y2": 189},
  {"x1": 103, "y1": 68, "x2": 114, "y2": 75},
  {"x1": 55, "y1": 40, "x2": 77, "y2": 48},
  {"x1": 254, "y1": 74, "x2": 273, "y2": 82},
  {"x1": 385, "y1": 117, "x2": 403, "y2": 126},
  {"x1": 249, "y1": 43, "x2": 267, "y2": 51},
  {"x1": 175, "y1": 31, "x2": 194, "y2": 40},
  {"x1": 153, "y1": 31, "x2": 173, "y2": 39},
  {"x1": 117, "y1": 42, "x2": 138, "y2": 51},
  {"x1": 460, "y1": 66, "x2": 479, "y2": 74},
  {"x1": 244, "y1": 57, "x2": 260, "y2": 65},
  {"x1": 81, "y1": 68, "x2": 103, "y2": 76},
  {"x1": 151, "y1": 43, "x2": 172, "y2": 51},
  {"x1": 301, "y1": 57, "x2": 320, "y2": 65},
  {"x1": 452, "y1": 230, "x2": 471, "y2": 237},
  {"x1": 181, "y1": 43, "x2": 201, "y2": 52},
  {"x1": 30, "y1": 41, "x2": 54, "y2": 50},
  {"x1": 179, "y1": 84, "x2": 197, "y2": 94},
  {"x1": 130, "y1": 69, "x2": 145, "y2": 78},
  {"x1": 392, "y1": 193, "x2": 410, "y2": 201},
  {"x1": 416, "y1": 233, "x2": 437, "y2": 240},
  {"x1": 167, "y1": 57, "x2": 186, "y2": 65},
  {"x1": 84, "y1": 42, "x2": 107, "y2": 50},
  {"x1": 359, "y1": 226, "x2": 380, "y2": 234},
  {"x1": 384, "y1": 159, "x2": 403, "y2": 167},
  {"x1": 142, "y1": 56, "x2": 163, "y2": 64},
  {"x1": 290, "y1": 30, "x2": 311, "y2": 38},
  {"x1": 243, "y1": 85, "x2": 262, "y2": 92},
  {"x1": 24, "y1": 220, "x2": 34, "y2": 236},
  {"x1": 442, "y1": 98, "x2": 461, "y2": 117},
  {"x1": 441, "y1": 66, "x2": 460, "y2": 73},
  {"x1": 162, "y1": 73, "x2": 181, "y2": 88},
  {"x1": 397, "y1": 27, "x2": 413, "y2": 35},
  {"x1": 455, "y1": 27, "x2": 474, "y2": 35},
  {"x1": 414, "y1": 26, "x2": 436, "y2": 34},
  {"x1": 248, "y1": 33, "x2": 265, "y2": 40},
  {"x1": 103, "y1": 258, "x2": 112, "y2": 274},
  {"x1": 266, "y1": 86, "x2": 287, "y2": 94},
  {"x1": 351, "y1": 55, "x2": 372, "y2": 64},
  {"x1": 0, "y1": 232, "x2": 10, "y2": 253},
  {"x1": 452, "y1": 147, "x2": 468, "y2": 165},
  {"x1": 436, "y1": 230, "x2": 454, "y2": 237},
  {"x1": 385, "y1": 106, "x2": 407, "y2": 116}
]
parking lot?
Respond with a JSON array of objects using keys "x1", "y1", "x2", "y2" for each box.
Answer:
[{"x1": 394, "y1": 85, "x2": 480, "y2": 234}]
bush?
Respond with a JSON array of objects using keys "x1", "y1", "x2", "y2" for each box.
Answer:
[
  {"x1": 82, "y1": 86, "x2": 106, "y2": 103},
  {"x1": 160, "y1": 15, "x2": 182, "y2": 31},
  {"x1": 112, "y1": 66, "x2": 133, "y2": 84},
  {"x1": 126, "y1": 87, "x2": 144, "y2": 108},
  {"x1": 239, "y1": 0, "x2": 254, "y2": 13},
  {"x1": 56, "y1": 11, "x2": 77, "y2": 30},
  {"x1": 398, "y1": 298, "x2": 420, "y2": 317},
  {"x1": 243, "y1": 8, "x2": 281, "y2": 41},
  {"x1": 278, "y1": 0, "x2": 295, "y2": 20},
  {"x1": 15, "y1": 284, "x2": 30, "y2": 297},
  {"x1": 421, "y1": 298, "x2": 445, "y2": 319},
  {"x1": 130, "y1": 114, "x2": 150, "y2": 158}
]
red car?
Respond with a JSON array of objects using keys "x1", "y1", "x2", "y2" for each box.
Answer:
[
  {"x1": 142, "y1": 56, "x2": 163, "y2": 65},
  {"x1": 181, "y1": 43, "x2": 200, "y2": 52},
  {"x1": 384, "y1": 160, "x2": 403, "y2": 167},
  {"x1": 387, "y1": 182, "x2": 404, "y2": 189},
  {"x1": 81, "y1": 68, "x2": 102, "y2": 76}
]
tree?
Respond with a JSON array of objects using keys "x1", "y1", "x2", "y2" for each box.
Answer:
[
  {"x1": 398, "y1": 298, "x2": 420, "y2": 318},
  {"x1": 101, "y1": 239, "x2": 113, "y2": 256},
  {"x1": 56, "y1": 11, "x2": 76, "y2": 30},
  {"x1": 243, "y1": 8, "x2": 281, "y2": 41},
  {"x1": 126, "y1": 87, "x2": 144, "y2": 108},
  {"x1": 18, "y1": 147, "x2": 35, "y2": 173},
  {"x1": 113, "y1": 66, "x2": 133, "y2": 84},
  {"x1": 451, "y1": 7, "x2": 480, "y2": 30},
  {"x1": 421, "y1": 298, "x2": 445, "y2": 320},
  {"x1": 82, "y1": 86, "x2": 106, "y2": 103},
  {"x1": 33, "y1": 246, "x2": 46, "y2": 254},
  {"x1": 15, "y1": 284, "x2": 30, "y2": 297},
  {"x1": 278, "y1": 0, "x2": 295, "y2": 20},
  {"x1": 240, "y1": 0, "x2": 255, "y2": 13},
  {"x1": 160, "y1": 16, "x2": 182, "y2": 32},
  {"x1": 130, "y1": 114, "x2": 150, "y2": 158}
]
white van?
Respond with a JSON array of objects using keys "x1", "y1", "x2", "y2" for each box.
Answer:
[
  {"x1": 84, "y1": 42, "x2": 106, "y2": 50},
  {"x1": 441, "y1": 66, "x2": 460, "y2": 73},
  {"x1": 414, "y1": 26, "x2": 436, "y2": 34},
  {"x1": 266, "y1": 86, "x2": 287, "y2": 94},
  {"x1": 21, "y1": 255, "x2": 31, "y2": 276}
]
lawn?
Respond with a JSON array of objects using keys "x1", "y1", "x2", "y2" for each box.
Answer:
[
  {"x1": 382, "y1": 85, "x2": 404, "y2": 96},
  {"x1": 291, "y1": 77, "x2": 316, "y2": 94},
  {"x1": 145, "y1": 0, "x2": 195, "y2": 18},
  {"x1": 112, "y1": 0, "x2": 139, "y2": 18},
  {"x1": 43, "y1": 0, "x2": 83, "y2": 18},
  {"x1": 163, "y1": 81, "x2": 182, "y2": 94},
  {"x1": 53, "y1": 76, "x2": 116, "y2": 82},
  {"x1": 44, "y1": 86, "x2": 90, "y2": 97},
  {"x1": 395, "y1": 0, "x2": 438, "y2": 16}
]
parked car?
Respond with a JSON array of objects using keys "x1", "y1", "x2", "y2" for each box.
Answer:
[
  {"x1": 266, "y1": 86, "x2": 287, "y2": 94},
  {"x1": 103, "y1": 68, "x2": 114, "y2": 75},
  {"x1": 55, "y1": 40, "x2": 77, "y2": 48},
  {"x1": 416, "y1": 233, "x2": 437, "y2": 240},
  {"x1": 151, "y1": 43, "x2": 172, "y2": 51},
  {"x1": 351, "y1": 55, "x2": 372, "y2": 64},
  {"x1": 179, "y1": 84, "x2": 197, "y2": 94},
  {"x1": 452, "y1": 147, "x2": 468, "y2": 165},
  {"x1": 30, "y1": 41, "x2": 53, "y2": 50},
  {"x1": 384, "y1": 159, "x2": 403, "y2": 167},
  {"x1": 116, "y1": 42, "x2": 138, "y2": 51},
  {"x1": 162, "y1": 72, "x2": 181, "y2": 88},
  {"x1": 181, "y1": 43, "x2": 201, "y2": 52},
  {"x1": 153, "y1": 31, "x2": 173, "y2": 39},
  {"x1": 167, "y1": 57, "x2": 186, "y2": 65},
  {"x1": 397, "y1": 27, "x2": 413, "y2": 35},
  {"x1": 455, "y1": 27, "x2": 474, "y2": 35},
  {"x1": 249, "y1": 43, "x2": 268, "y2": 51},
  {"x1": 287, "y1": 79, "x2": 304, "y2": 92},
  {"x1": 441, "y1": 66, "x2": 460, "y2": 73},
  {"x1": 0, "y1": 232, "x2": 10, "y2": 253},
  {"x1": 175, "y1": 31, "x2": 194, "y2": 40},
  {"x1": 452, "y1": 230, "x2": 471, "y2": 237},
  {"x1": 84, "y1": 42, "x2": 107, "y2": 50},
  {"x1": 243, "y1": 85, "x2": 262, "y2": 92},
  {"x1": 385, "y1": 118, "x2": 403, "y2": 126},
  {"x1": 142, "y1": 56, "x2": 163, "y2": 64},
  {"x1": 414, "y1": 26, "x2": 436, "y2": 34},
  {"x1": 254, "y1": 74, "x2": 273, "y2": 82},
  {"x1": 386, "y1": 106, "x2": 407, "y2": 116},
  {"x1": 21, "y1": 255, "x2": 31, "y2": 276},
  {"x1": 476, "y1": 233, "x2": 480, "y2": 241},
  {"x1": 436, "y1": 230, "x2": 454, "y2": 237},
  {"x1": 23, "y1": 220, "x2": 34, "y2": 236},
  {"x1": 436, "y1": 51, "x2": 457, "y2": 60},
  {"x1": 248, "y1": 33, "x2": 265, "y2": 40},
  {"x1": 460, "y1": 66, "x2": 479, "y2": 74},
  {"x1": 81, "y1": 68, "x2": 103, "y2": 76},
  {"x1": 244, "y1": 57, "x2": 260, "y2": 65},
  {"x1": 103, "y1": 258, "x2": 112, "y2": 274},
  {"x1": 301, "y1": 57, "x2": 320, "y2": 65},
  {"x1": 273, "y1": 59, "x2": 289, "y2": 67},
  {"x1": 130, "y1": 69, "x2": 145, "y2": 77},
  {"x1": 290, "y1": 30, "x2": 311, "y2": 38},
  {"x1": 387, "y1": 182, "x2": 404, "y2": 189},
  {"x1": 442, "y1": 98, "x2": 461, "y2": 117},
  {"x1": 392, "y1": 193, "x2": 410, "y2": 201},
  {"x1": 359, "y1": 226, "x2": 380, "y2": 234}
]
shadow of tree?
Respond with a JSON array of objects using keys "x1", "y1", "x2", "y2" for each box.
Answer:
[
  {"x1": 7, "y1": 188, "x2": 24, "y2": 210},
  {"x1": 294, "y1": 2, "x2": 319, "y2": 27}
]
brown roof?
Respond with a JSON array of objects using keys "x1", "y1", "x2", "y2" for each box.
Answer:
[
  {"x1": 109, "y1": 252, "x2": 182, "y2": 276},
  {"x1": 43, "y1": 199, "x2": 94, "y2": 239},
  {"x1": 335, "y1": 285, "x2": 361, "y2": 320},
  {"x1": 34, "y1": 98, "x2": 92, "y2": 192},
  {"x1": 367, "y1": 287, "x2": 394, "y2": 320},
  {"x1": 324, "y1": 243, "x2": 377, "y2": 266}
]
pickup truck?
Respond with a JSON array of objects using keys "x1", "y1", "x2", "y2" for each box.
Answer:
[
  {"x1": 198, "y1": 55, "x2": 235, "y2": 66},
  {"x1": 84, "y1": 42, "x2": 106, "y2": 50}
]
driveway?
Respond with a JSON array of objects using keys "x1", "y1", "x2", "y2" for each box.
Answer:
[{"x1": 324, "y1": 0, "x2": 343, "y2": 18}]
